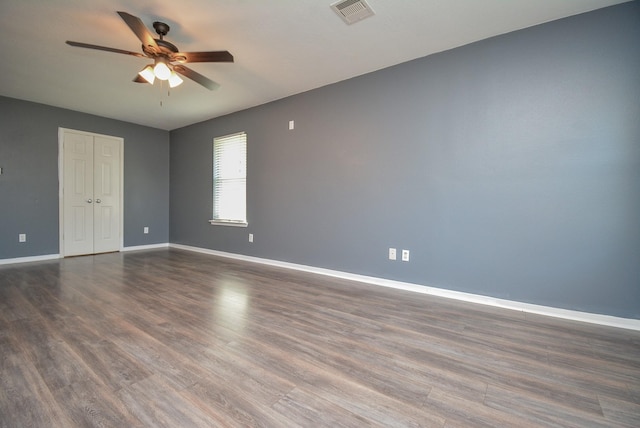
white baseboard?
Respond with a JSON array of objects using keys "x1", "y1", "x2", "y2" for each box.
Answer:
[
  {"x1": 0, "y1": 244, "x2": 168, "y2": 265},
  {"x1": 122, "y1": 243, "x2": 170, "y2": 252},
  {"x1": 170, "y1": 243, "x2": 640, "y2": 331},
  {"x1": 0, "y1": 253, "x2": 61, "y2": 265}
]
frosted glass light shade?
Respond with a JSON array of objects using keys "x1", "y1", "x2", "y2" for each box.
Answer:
[
  {"x1": 168, "y1": 71, "x2": 183, "y2": 88},
  {"x1": 153, "y1": 61, "x2": 171, "y2": 80},
  {"x1": 138, "y1": 65, "x2": 155, "y2": 84}
]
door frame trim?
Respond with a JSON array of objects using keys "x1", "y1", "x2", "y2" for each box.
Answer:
[{"x1": 58, "y1": 127, "x2": 124, "y2": 257}]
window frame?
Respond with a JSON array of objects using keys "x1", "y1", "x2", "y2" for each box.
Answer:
[{"x1": 209, "y1": 132, "x2": 248, "y2": 227}]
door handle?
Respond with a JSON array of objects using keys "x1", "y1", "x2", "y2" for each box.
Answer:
[
  {"x1": 87, "y1": 199, "x2": 92, "y2": 203},
  {"x1": 95, "y1": 199, "x2": 101, "y2": 203}
]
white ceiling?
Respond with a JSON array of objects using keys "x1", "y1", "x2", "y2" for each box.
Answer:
[{"x1": 0, "y1": 0, "x2": 628, "y2": 130}]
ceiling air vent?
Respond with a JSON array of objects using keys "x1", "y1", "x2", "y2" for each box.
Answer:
[{"x1": 331, "y1": 0, "x2": 375, "y2": 25}]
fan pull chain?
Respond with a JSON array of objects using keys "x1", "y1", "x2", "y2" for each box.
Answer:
[{"x1": 157, "y1": 80, "x2": 173, "y2": 107}]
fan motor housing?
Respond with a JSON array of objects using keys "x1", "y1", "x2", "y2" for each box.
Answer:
[
  {"x1": 142, "y1": 21, "x2": 178, "y2": 57},
  {"x1": 152, "y1": 21, "x2": 170, "y2": 36}
]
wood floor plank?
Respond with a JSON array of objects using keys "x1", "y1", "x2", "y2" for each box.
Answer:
[
  {"x1": 52, "y1": 379, "x2": 144, "y2": 427},
  {"x1": 546, "y1": 351, "x2": 639, "y2": 403},
  {"x1": 0, "y1": 353, "x2": 74, "y2": 427},
  {"x1": 483, "y1": 384, "x2": 611, "y2": 428},
  {"x1": 116, "y1": 375, "x2": 214, "y2": 428},
  {"x1": 18, "y1": 284, "x2": 155, "y2": 392},
  {"x1": 8, "y1": 317, "x2": 94, "y2": 391},
  {"x1": 99, "y1": 317, "x2": 203, "y2": 391},
  {"x1": 0, "y1": 285, "x2": 38, "y2": 322},
  {"x1": 59, "y1": 325, "x2": 153, "y2": 393},
  {"x1": 182, "y1": 378, "x2": 301, "y2": 428},
  {"x1": 628, "y1": 383, "x2": 640, "y2": 404},
  {"x1": 1, "y1": 249, "x2": 639, "y2": 427},
  {"x1": 425, "y1": 387, "x2": 531, "y2": 428},
  {"x1": 271, "y1": 387, "x2": 379, "y2": 428},
  {"x1": 245, "y1": 313, "x2": 437, "y2": 406},
  {"x1": 346, "y1": 317, "x2": 606, "y2": 417},
  {"x1": 227, "y1": 336, "x2": 447, "y2": 427},
  {"x1": 0, "y1": 319, "x2": 74, "y2": 427},
  {"x1": 598, "y1": 395, "x2": 640, "y2": 427}
]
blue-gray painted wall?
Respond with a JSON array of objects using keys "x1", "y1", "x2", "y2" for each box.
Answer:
[
  {"x1": 170, "y1": 3, "x2": 640, "y2": 318},
  {"x1": 0, "y1": 97, "x2": 170, "y2": 258}
]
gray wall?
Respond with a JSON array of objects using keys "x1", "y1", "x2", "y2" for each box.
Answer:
[
  {"x1": 170, "y1": 3, "x2": 640, "y2": 319},
  {"x1": 0, "y1": 97, "x2": 170, "y2": 258}
]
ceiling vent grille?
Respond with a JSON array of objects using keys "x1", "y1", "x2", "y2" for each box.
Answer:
[{"x1": 331, "y1": 0, "x2": 375, "y2": 25}]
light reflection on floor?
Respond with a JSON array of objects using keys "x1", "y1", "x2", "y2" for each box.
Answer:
[{"x1": 215, "y1": 282, "x2": 249, "y2": 331}]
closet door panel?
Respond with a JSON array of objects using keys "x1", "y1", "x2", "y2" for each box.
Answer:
[
  {"x1": 62, "y1": 132, "x2": 95, "y2": 256},
  {"x1": 93, "y1": 136, "x2": 121, "y2": 254}
]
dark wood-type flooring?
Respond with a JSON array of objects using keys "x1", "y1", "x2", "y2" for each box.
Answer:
[{"x1": 1, "y1": 249, "x2": 639, "y2": 427}]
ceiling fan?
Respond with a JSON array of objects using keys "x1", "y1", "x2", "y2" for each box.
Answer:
[{"x1": 66, "y1": 11, "x2": 233, "y2": 90}]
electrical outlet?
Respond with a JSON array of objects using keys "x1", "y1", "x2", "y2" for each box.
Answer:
[
  {"x1": 19, "y1": 233, "x2": 26, "y2": 243},
  {"x1": 249, "y1": 233, "x2": 254, "y2": 243},
  {"x1": 402, "y1": 249, "x2": 410, "y2": 262},
  {"x1": 143, "y1": 227, "x2": 149, "y2": 234},
  {"x1": 389, "y1": 248, "x2": 397, "y2": 260}
]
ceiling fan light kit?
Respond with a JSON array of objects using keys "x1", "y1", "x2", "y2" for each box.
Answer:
[
  {"x1": 66, "y1": 11, "x2": 234, "y2": 91},
  {"x1": 138, "y1": 59, "x2": 184, "y2": 88}
]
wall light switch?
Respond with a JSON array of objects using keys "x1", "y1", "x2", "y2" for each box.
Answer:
[
  {"x1": 289, "y1": 120, "x2": 295, "y2": 130},
  {"x1": 249, "y1": 233, "x2": 254, "y2": 243},
  {"x1": 143, "y1": 227, "x2": 149, "y2": 234},
  {"x1": 389, "y1": 248, "x2": 397, "y2": 260},
  {"x1": 402, "y1": 249, "x2": 410, "y2": 262}
]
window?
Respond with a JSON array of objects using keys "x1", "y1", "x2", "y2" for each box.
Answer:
[{"x1": 210, "y1": 132, "x2": 247, "y2": 226}]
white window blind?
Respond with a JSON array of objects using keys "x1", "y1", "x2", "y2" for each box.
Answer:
[{"x1": 212, "y1": 132, "x2": 247, "y2": 226}]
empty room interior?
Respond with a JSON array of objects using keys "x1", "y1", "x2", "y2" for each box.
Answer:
[{"x1": 1, "y1": 0, "x2": 639, "y2": 426}]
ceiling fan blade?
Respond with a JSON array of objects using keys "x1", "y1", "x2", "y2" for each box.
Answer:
[
  {"x1": 117, "y1": 11, "x2": 158, "y2": 51},
  {"x1": 66, "y1": 41, "x2": 146, "y2": 58},
  {"x1": 173, "y1": 65, "x2": 220, "y2": 90},
  {"x1": 173, "y1": 51, "x2": 234, "y2": 63},
  {"x1": 133, "y1": 75, "x2": 150, "y2": 83}
]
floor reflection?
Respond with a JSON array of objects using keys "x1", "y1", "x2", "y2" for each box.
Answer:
[{"x1": 214, "y1": 282, "x2": 249, "y2": 332}]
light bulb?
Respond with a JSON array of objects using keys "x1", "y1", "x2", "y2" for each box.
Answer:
[
  {"x1": 168, "y1": 71, "x2": 183, "y2": 88},
  {"x1": 153, "y1": 60, "x2": 171, "y2": 80},
  {"x1": 138, "y1": 65, "x2": 155, "y2": 84}
]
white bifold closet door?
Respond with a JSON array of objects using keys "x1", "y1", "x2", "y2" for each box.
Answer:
[{"x1": 61, "y1": 129, "x2": 122, "y2": 256}]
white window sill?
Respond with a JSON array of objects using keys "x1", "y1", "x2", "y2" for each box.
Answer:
[{"x1": 208, "y1": 220, "x2": 248, "y2": 227}]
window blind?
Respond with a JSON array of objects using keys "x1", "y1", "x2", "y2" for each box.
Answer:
[{"x1": 212, "y1": 132, "x2": 247, "y2": 225}]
